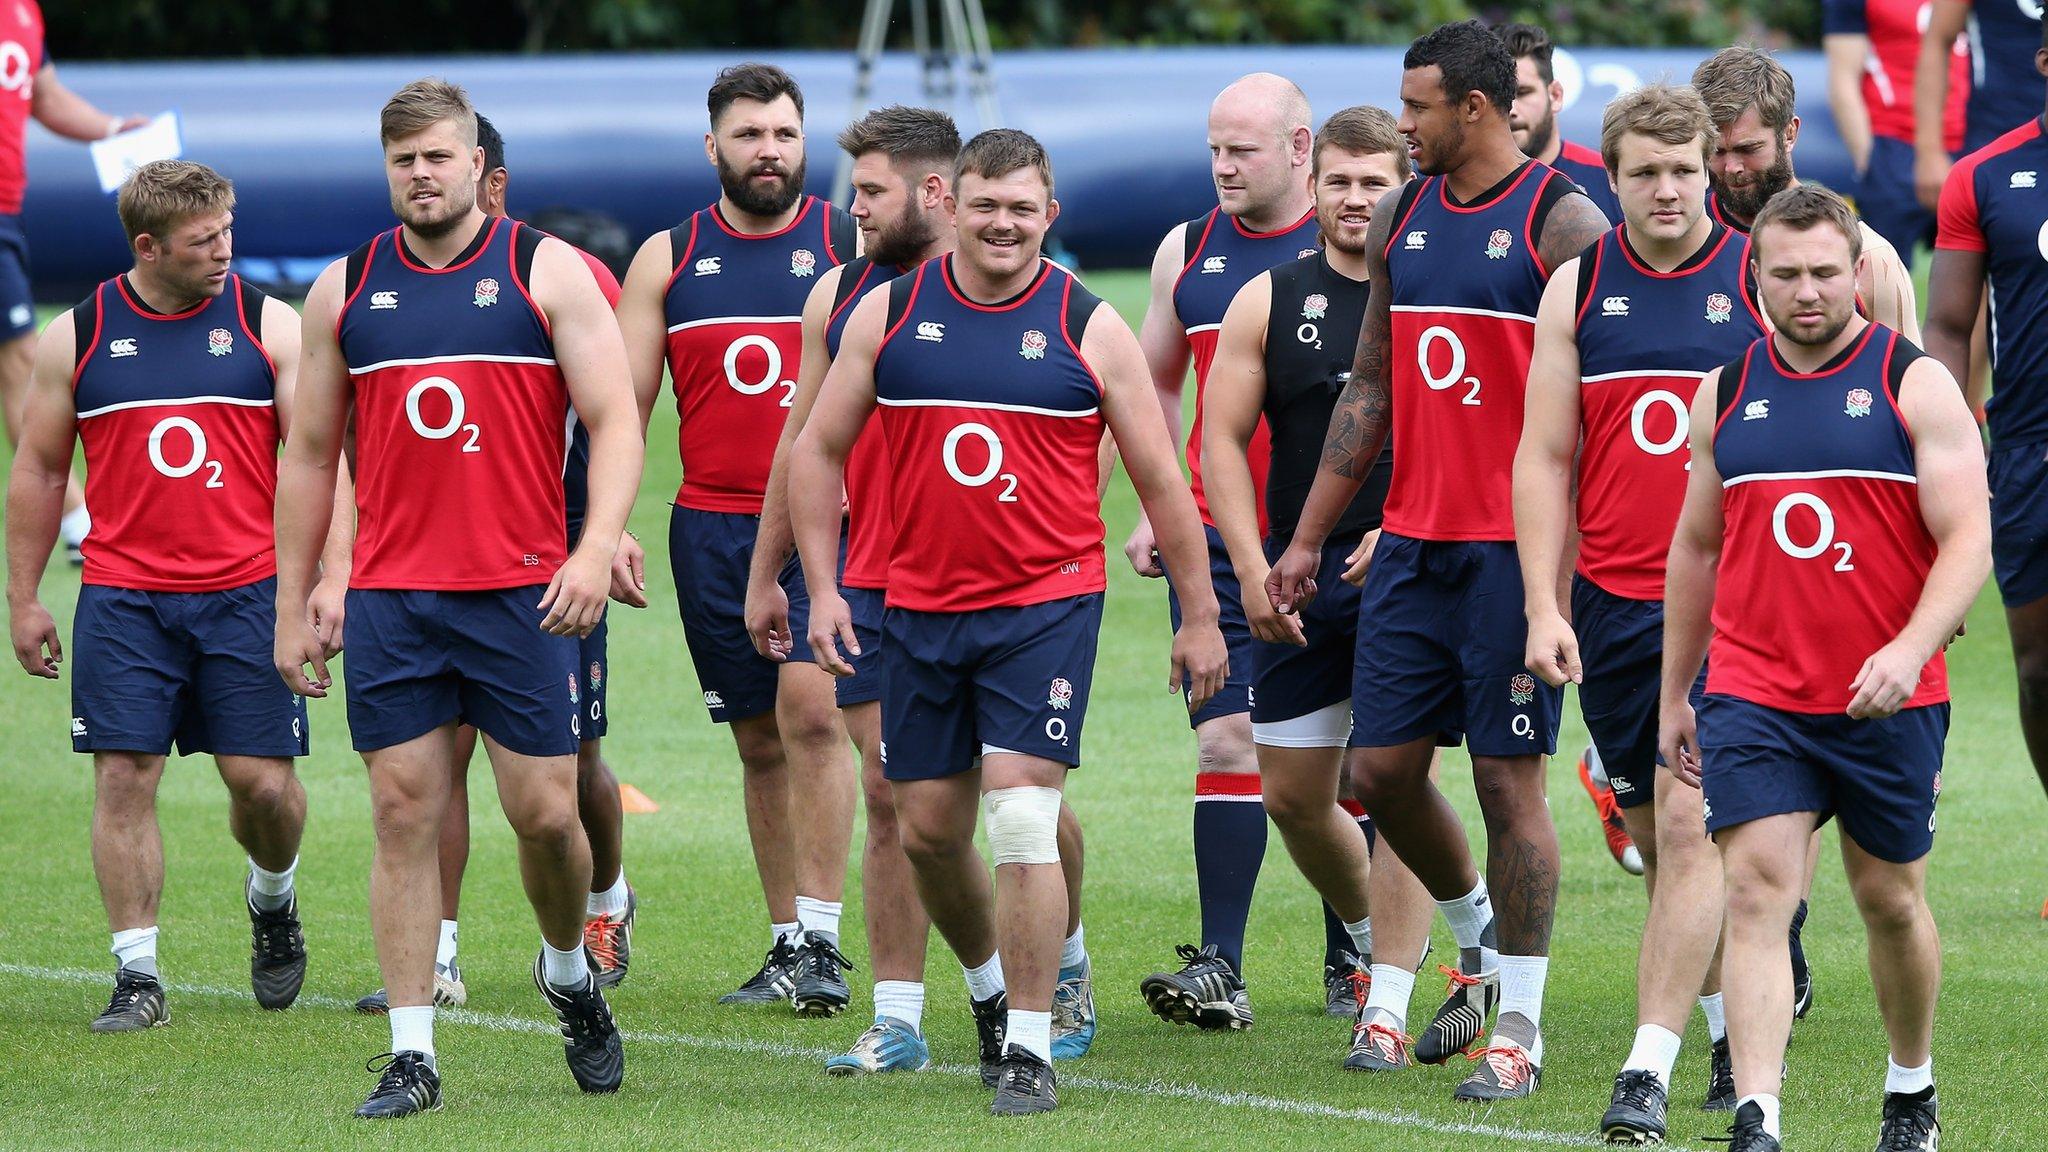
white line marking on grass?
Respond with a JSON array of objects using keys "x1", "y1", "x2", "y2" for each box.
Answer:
[{"x1": 3, "y1": 962, "x2": 1703, "y2": 1149}]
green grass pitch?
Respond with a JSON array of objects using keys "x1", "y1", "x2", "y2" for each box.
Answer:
[{"x1": 1, "y1": 271, "x2": 2043, "y2": 1150}]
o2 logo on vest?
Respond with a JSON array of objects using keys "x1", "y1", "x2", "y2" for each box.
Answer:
[
  {"x1": 722, "y1": 334, "x2": 797, "y2": 407},
  {"x1": 942, "y1": 421, "x2": 1020, "y2": 504},
  {"x1": 405, "y1": 375, "x2": 482, "y2": 453},
  {"x1": 0, "y1": 41, "x2": 31, "y2": 101}
]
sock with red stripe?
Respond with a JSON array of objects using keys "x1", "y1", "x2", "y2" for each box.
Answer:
[{"x1": 1194, "y1": 771, "x2": 1265, "y2": 974}]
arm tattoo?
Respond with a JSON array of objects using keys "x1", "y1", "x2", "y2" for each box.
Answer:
[
  {"x1": 1536, "y1": 191, "x2": 1612, "y2": 276},
  {"x1": 1326, "y1": 300, "x2": 1393, "y2": 478},
  {"x1": 1324, "y1": 208, "x2": 1399, "y2": 479}
]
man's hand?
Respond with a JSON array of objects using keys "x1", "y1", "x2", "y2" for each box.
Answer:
[
  {"x1": 1243, "y1": 565, "x2": 1306, "y2": 646},
  {"x1": 1123, "y1": 515, "x2": 1163, "y2": 578},
  {"x1": 10, "y1": 599, "x2": 61, "y2": 678},
  {"x1": 275, "y1": 613, "x2": 331, "y2": 698},
  {"x1": 806, "y1": 588, "x2": 860, "y2": 677},
  {"x1": 610, "y1": 531, "x2": 649, "y2": 608},
  {"x1": 1524, "y1": 609, "x2": 1583, "y2": 688},
  {"x1": 1657, "y1": 698, "x2": 1702, "y2": 789},
  {"x1": 745, "y1": 570, "x2": 794, "y2": 662},
  {"x1": 539, "y1": 549, "x2": 611, "y2": 637},
  {"x1": 308, "y1": 576, "x2": 347, "y2": 656},
  {"x1": 1170, "y1": 619, "x2": 1230, "y2": 712},
  {"x1": 1341, "y1": 529, "x2": 1381, "y2": 586},
  {"x1": 1265, "y1": 539, "x2": 1321, "y2": 613},
  {"x1": 1848, "y1": 639, "x2": 1927, "y2": 719},
  {"x1": 1914, "y1": 148, "x2": 1952, "y2": 213}
]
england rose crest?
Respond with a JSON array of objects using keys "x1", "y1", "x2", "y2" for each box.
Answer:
[
  {"x1": 590, "y1": 662, "x2": 604, "y2": 689},
  {"x1": 206, "y1": 327, "x2": 233, "y2": 357},
  {"x1": 1021, "y1": 329, "x2": 1048, "y2": 360},
  {"x1": 791, "y1": 248, "x2": 817, "y2": 277},
  {"x1": 1484, "y1": 228, "x2": 1513, "y2": 259},
  {"x1": 473, "y1": 277, "x2": 500, "y2": 308},
  {"x1": 1509, "y1": 673, "x2": 1536, "y2": 706},
  {"x1": 1845, "y1": 387, "x2": 1873, "y2": 418},
  {"x1": 568, "y1": 672, "x2": 580, "y2": 705},
  {"x1": 1302, "y1": 293, "x2": 1328, "y2": 320},
  {"x1": 1048, "y1": 677, "x2": 1074, "y2": 710},
  {"x1": 1705, "y1": 292, "x2": 1733, "y2": 324}
]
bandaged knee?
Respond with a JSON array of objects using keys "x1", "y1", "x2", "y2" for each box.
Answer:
[{"x1": 983, "y1": 786, "x2": 1063, "y2": 866}]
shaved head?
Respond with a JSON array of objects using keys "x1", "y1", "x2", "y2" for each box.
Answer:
[
  {"x1": 1205, "y1": 72, "x2": 1314, "y2": 226},
  {"x1": 1211, "y1": 72, "x2": 1312, "y2": 141}
]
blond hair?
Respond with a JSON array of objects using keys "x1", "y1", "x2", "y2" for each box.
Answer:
[
  {"x1": 1600, "y1": 82, "x2": 1717, "y2": 174},
  {"x1": 116, "y1": 159, "x2": 235, "y2": 245},
  {"x1": 380, "y1": 78, "x2": 476, "y2": 147}
]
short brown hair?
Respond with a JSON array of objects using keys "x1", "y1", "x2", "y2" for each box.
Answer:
[
  {"x1": 116, "y1": 159, "x2": 235, "y2": 245},
  {"x1": 1492, "y1": 22, "x2": 1555, "y2": 84},
  {"x1": 708, "y1": 62, "x2": 804, "y2": 128},
  {"x1": 380, "y1": 78, "x2": 476, "y2": 148},
  {"x1": 837, "y1": 105, "x2": 961, "y2": 172},
  {"x1": 1600, "y1": 83, "x2": 1717, "y2": 174},
  {"x1": 1692, "y1": 46, "x2": 1797, "y2": 134},
  {"x1": 1751, "y1": 183, "x2": 1862, "y2": 264},
  {"x1": 954, "y1": 128, "x2": 1053, "y2": 194},
  {"x1": 1313, "y1": 105, "x2": 1410, "y2": 179}
]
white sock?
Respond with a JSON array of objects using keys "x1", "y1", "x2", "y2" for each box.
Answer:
[
  {"x1": 1362, "y1": 962, "x2": 1415, "y2": 1027},
  {"x1": 1885, "y1": 1057, "x2": 1934, "y2": 1095},
  {"x1": 1496, "y1": 954, "x2": 1550, "y2": 1032},
  {"x1": 1007, "y1": 1008, "x2": 1053, "y2": 1063},
  {"x1": 1699, "y1": 992, "x2": 1727, "y2": 1043},
  {"x1": 1436, "y1": 878, "x2": 1497, "y2": 971},
  {"x1": 389, "y1": 1005, "x2": 436, "y2": 1065},
  {"x1": 794, "y1": 895, "x2": 842, "y2": 945},
  {"x1": 111, "y1": 926, "x2": 159, "y2": 977},
  {"x1": 1343, "y1": 916, "x2": 1373, "y2": 958},
  {"x1": 588, "y1": 872, "x2": 629, "y2": 918},
  {"x1": 542, "y1": 939, "x2": 590, "y2": 988},
  {"x1": 1059, "y1": 924, "x2": 1087, "y2": 971},
  {"x1": 1623, "y1": 1023, "x2": 1684, "y2": 1087},
  {"x1": 1738, "y1": 1094, "x2": 1782, "y2": 1139},
  {"x1": 873, "y1": 980, "x2": 925, "y2": 1032},
  {"x1": 772, "y1": 920, "x2": 801, "y2": 948},
  {"x1": 247, "y1": 856, "x2": 297, "y2": 911},
  {"x1": 962, "y1": 952, "x2": 1005, "y2": 1001},
  {"x1": 436, "y1": 920, "x2": 459, "y2": 969},
  {"x1": 60, "y1": 505, "x2": 90, "y2": 545}
]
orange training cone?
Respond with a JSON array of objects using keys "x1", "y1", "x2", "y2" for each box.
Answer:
[{"x1": 619, "y1": 782, "x2": 660, "y2": 814}]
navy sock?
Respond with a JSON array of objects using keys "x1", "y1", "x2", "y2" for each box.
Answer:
[
  {"x1": 1194, "y1": 772, "x2": 1265, "y2": 974},
  {"x1": 1321, "y1": 902, "x2": 1350, "y2": 969}
]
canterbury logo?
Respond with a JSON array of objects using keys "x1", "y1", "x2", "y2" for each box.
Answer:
[
  {"x1": 108, "y1": 338, "x2": 138, "y2": 358},
  {"x1": 694, "y1": 256, "x2": 722, "y2": 276},
  {"x1": 1743, "y1": 399, "x2": 1771, "y2": 421},
  {"x1": 1404, "y1": 230, "x2": 1428, "y2": 250},
  {"x1": 916, "y1": 320, "x2": 946, "y2": 343},
  {"x1": 1601, "y1": 295, "x2": 1629, "y2": 316},
  {"x1": 369, "y1": 291, "x2": 398, "y2": 310},
  {"x1": 1200, "y1": 255, "x2": 1228, "y2": 274}
]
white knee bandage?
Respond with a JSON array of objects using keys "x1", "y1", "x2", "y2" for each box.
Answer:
[{"x1": 983, "y1": 786, "x2": 1062, "y2": 866}]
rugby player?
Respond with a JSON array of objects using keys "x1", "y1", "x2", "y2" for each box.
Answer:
[
  {"x1": 1268, "y1": 20, "x2": 1611, "y2": 1101},
  {"x1": 7, "y1": 160, "x2": 314, "y2": 1031},
  {"x1": 789, "y1": 129, "x2": 1228, "y2": 1115},
  {"x1": 1512, "y1": 84, "x2": 1767, "y2": 1141},
  {"x1": 1915, "y1": 0, "x2": 2043, "y2": 208},
  {"x1": 1495, "y1": 22, "x2": 1625, "y2": 222},
  {"x1": 1824, "y1": 0, "x2": 1969, "y2": 259},
  {"x1": 1660, "y1": 183, "x2": 1987, "y2": 1152},
  {"x1": 615, "y1": 64, "x2": 861, "y2": 1010},
  {"x1": 275, "y1": 79, "x2": 642, "y2": 1116}
]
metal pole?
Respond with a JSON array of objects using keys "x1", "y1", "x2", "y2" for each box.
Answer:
[{"x1": 834, "y1": 0, "x2": 897, "y2": 207}]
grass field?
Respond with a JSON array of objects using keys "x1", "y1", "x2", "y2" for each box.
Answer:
[{"x1": 2, "y1": 268, "x2": 2044, "y2": 1151}]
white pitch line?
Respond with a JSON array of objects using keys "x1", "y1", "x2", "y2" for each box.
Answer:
[{"x1": 3, "y1": 961, "x2": 1709, "y2": 1150}]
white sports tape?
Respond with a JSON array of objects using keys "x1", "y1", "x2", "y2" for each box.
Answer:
[{"x1": 983, "y1": 786, "x2": 1063, "y2": 866}]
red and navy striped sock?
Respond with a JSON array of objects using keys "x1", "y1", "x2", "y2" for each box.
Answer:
[{"x1": 1193, "y1": 771, "x2": 1266, "y2": 974}]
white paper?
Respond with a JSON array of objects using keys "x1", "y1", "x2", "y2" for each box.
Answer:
[{"x1": 89, "y1": 111, "x2": 183, "y2": 194}]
